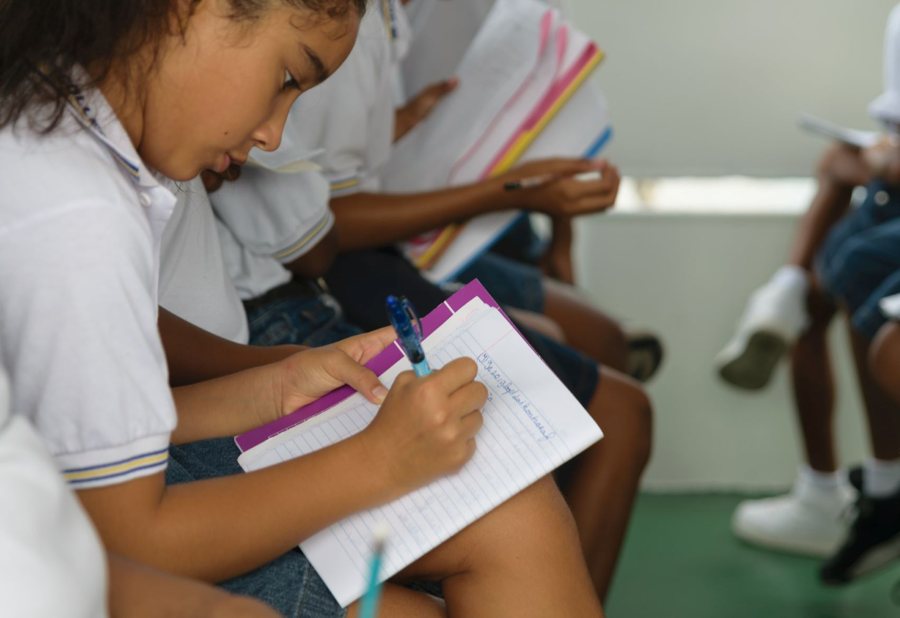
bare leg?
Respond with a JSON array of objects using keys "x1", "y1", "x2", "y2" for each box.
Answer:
[
  {"x1": 871, "y1": 322, "x2": 900, "y2": 404},
  {"x1": 790, "y1": 283, "x2": 840, "y2": 472},
  {"x1": 346, "y1": 584, "x2": 446, "y2": 618},
  {"x1": 395, "y1": 476, "x2": 604, "y2": 618},
  {"x1": 559, "y1": 367, "x2": 652, "y2": 601},
  {"x1": 541, "y1": 279, "x2": 629, "y2": 373},
  {"x1": 787, "y1": 145, "x2": 860, "y2": 269},
  {"x1": 848, "y1": 323, "x2": 900, "y2": 461}
]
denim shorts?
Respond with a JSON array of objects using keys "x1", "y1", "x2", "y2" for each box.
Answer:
[
  {"x1": 816, "y1": 180, "x2": 900, "y2": 340},
  {"x1": 166, "y1": 440, "x2": 347, "y2": 617},
  {"x1": 456, "y1": 251, "x2": 545, "y2": 314},
  {"x1": 244, "y1": 279, "x2": 363, "y2": 347},
  {"x1": 325, "y1": 249, "x2": 598, "y2": 407}
]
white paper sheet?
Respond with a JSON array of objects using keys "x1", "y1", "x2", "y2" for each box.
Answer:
[{"x1": 238, "y1": 300, "x2": 603, "y2": 607}]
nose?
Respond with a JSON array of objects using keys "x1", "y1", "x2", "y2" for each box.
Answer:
[{"x1": 250, "y1": 94, "x2": 296, "y2": 152}]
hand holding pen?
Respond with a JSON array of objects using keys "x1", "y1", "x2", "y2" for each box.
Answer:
[
  {"x1": 498, "y1": 157, "x2": 620, "y2": 217},
  {"x1": 354, "y1": 297, "x2": 487, "y2": 496}
]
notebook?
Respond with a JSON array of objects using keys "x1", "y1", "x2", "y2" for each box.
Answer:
[
  {"x1": 234, "y1": 280, "x2": 603, "y2": 606},
  {"x1": 382, "y1": 0, "x2": 610, "y2": 282}
]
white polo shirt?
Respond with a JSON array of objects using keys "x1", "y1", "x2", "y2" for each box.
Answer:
[
  {"x1": 0, "y1": 364, "x2": 109, "y2": 617},
  {"x1": 160, "y1": 178, "x2": 250, "y2": 343},
  {"x1": 211, "y1": 168, "x2": 333, "y2": 300},
  {"x1": 0, "y1": 86, "x2": 177, "y2": 488},
  {"x1": 284, "y1": 0, "x2": 406, "y2": 196}
]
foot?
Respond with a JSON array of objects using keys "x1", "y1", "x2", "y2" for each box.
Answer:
[
  {"x1": 820, "y1": 486, "x2": 900, "y2": 585},
  {"x1": 732, "y1": 475, "x2": 854, "y2": 557},
  {"x1": 626, "y1": 332, "x2": 665, "y2": 383},
  {"x1": 715, "y1": 276, "x2": 809, "y2": 390}
]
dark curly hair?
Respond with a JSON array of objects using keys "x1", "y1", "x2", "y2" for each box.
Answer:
[{"x1": 0, "y1": 0, "x2": 367, "y2": 132}]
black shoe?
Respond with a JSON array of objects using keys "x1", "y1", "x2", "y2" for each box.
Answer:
[
  {"x1": 626, "y1": 332, "x2": 665, "y2": 383},
  {"x1": 847, "y1": 465, "x2": 864, "y2": 494},
  {"x1": 820, "y1": 487, "x2": 900, "y2": 585}
]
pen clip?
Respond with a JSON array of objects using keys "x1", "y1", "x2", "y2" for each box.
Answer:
[{"x1": 399, "y1": 296, "x2": 423, "y2": 340}]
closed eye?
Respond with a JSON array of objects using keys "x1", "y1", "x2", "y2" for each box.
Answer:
[{"x1": 283, "y1": 70, "x2": 302, "y2": 92}]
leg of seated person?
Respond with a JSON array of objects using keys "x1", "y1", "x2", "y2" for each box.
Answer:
[
  {"x1": 393, "y1": 476, "x2": 604, "y2": 618},
  {"x1": 346, "y1": 584, "x2": 446, "y2": 618},
  {"x1": 848, "y1": 322, "x2": 900, "y2": 462},
  {"x1": 871, "y1": 322, "x2": 900, "y2": 403},
  {"x1": 557, "y1": 367, "x2": 653, "y2": 601},
  {"x1": 541, "y1": 277, "x2": 630, "y2": 373},
  {"x1": 791, "y1": 283, "x2": 840, "y2": 472}
]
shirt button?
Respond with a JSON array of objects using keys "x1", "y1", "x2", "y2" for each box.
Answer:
[
  {"x1": 139, "y1": 193, "x2": 152, "y2": 207},
  {"x1": 874, "y1": 190, "x2": 890, "y2": 206}
]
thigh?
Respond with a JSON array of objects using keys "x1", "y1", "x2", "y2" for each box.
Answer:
[
  {"x1": 455, "y1": 252, "x2": 545, "y2": 313},
  {"x1": 246, "y1": 292, "x2": 359, "y2": 347},
  {"x1": 822, "y1": 216, "x2": 900, "y2": 313},
  {"x1": 517, "y1": 325, "x2": 599, "y2": 408},
  {"x1": 852, "y1": 268, "x2": 900, "y2": 341},
  {"x1": 325, "y1": 249, "x2": 449, "y2": 331}
]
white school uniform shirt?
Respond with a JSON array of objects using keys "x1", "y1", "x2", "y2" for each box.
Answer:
[
  {"x1": 0, "y1": 364, "x2": 109, "y2": 617},
  {"x1": 211, "y1": 167, "x2": 334, "y2": 300},
  {"x1": 285, "y1": 0, "x2": 408, "y2": 196},
  {"x1": 0, "y1": 85, "x2": 177, "y2": 488},
  {"x1": 159, "y1": 178, "x2": 250, "y2": 343},
  {"x1": 870, "y1": 3, "x2": 900, "y2": 126}
]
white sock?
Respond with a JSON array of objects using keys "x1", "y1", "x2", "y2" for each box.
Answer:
[
  {"x1": 770, "y1": 265, "x2": 809, "y2": 296},
  {"x1": 863, "y1": 458, "x2": 900, "y2": 498},
  {"x1": 799, "y1": 463, "x2": 841, "y2": 493}
]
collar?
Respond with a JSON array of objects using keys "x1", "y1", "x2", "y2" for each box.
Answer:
[{"x1": 64, "y1": 77, "x2": 168, "y2": 194}]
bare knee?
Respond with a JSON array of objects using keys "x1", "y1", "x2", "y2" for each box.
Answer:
[{"x1": 592, "y1": 370, "x2": 654, "y2": 468}]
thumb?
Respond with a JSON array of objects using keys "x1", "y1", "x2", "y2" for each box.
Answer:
[
  {"x1": 531, "y1": 157, "x2": 598, "y2": 178},
  {"x1": 325, "y1": 350, "x2": 389, "y2": 405}
]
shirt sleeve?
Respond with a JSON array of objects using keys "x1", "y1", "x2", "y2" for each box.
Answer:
[
  {"x1": 211, "y1": 167, "x2": 335, "y2": 264},
  {"x1": 0, "y1": 201, "x2": 176, "y2": 488}
]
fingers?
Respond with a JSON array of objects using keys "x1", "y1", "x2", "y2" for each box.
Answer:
[
  {"x1": 448, "y1": 380, "x2": 488, "y2": 420},
  {"x1": 522, "y1": 157, "x2": 601, "y2": 178},
  {"x1": 424, "y1": 356, "x2": 479, "y2": 393},
  {"x1": 323, "y1": 350, "x2": 388, "y2": 405},
  {"x1": 333, "y1": 326, "x2": 396, "y2": 364}
]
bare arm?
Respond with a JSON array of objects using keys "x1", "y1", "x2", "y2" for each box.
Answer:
[
  {"x1": 78, "y1": 359, "x2": 487, "y2": 582},
  {"x1": 159, "y1": 307, "x2": 301, "y2": 387},
  {"x1": 331, "y1": 159, "x2": 619, "y2": 251},
  {"x1": 282, "y1": 225, "x2": 340, "y2": 278}
]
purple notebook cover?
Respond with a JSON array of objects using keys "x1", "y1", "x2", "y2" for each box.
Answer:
[{"x1": 235, "y1": 279, "x2": 510, "y2": 452}]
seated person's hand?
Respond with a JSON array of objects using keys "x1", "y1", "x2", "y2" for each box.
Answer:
[
  {"x1": 394, "y1": 77, "x2": 460, "y2": 141},
  {"x1": 275, "y1": 327, "x2": 396, "y2": 416},
  {"x1": 818, "y1": 142, "x2": 872, "y2": 188},
  {"x1": 501, "y1": 158, "x2": 620, "y2": 218},
  {"x1": 863, "y1": 133, "x2": 900, "y2": 185}
]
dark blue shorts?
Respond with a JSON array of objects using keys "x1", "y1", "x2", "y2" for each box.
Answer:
[
  {"x1": 243, "y1": 279, "x2": 363, "y2": 347},
  {"x1": 166, "y1": 440, "x2": 347, "y2": 617},
  {"x1": 816, "y1": 180, "x2": 900, "y2": 340},
  {"x1": 324, "y1": 249, "x2": 598, "y2": 407}
]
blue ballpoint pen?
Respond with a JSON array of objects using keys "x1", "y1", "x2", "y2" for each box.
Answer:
[{"x1": 385, "y1": 295, "x2": 432, "y2": 377}]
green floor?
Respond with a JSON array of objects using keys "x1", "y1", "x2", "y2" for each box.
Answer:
[{"x1": 606, "y1": 493, "x2": 900, "y2": 618}]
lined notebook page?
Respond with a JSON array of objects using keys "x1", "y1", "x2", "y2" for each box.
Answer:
[{"x1": 238, "y1": 300, "x2": 602, "y2": 607}]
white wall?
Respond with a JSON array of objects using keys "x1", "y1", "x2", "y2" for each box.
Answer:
[
  {"x1": 574, "y1": 211, "x2": 872, "y2": 491},
  {"x1": 565, "y1": 0, "x2": 896, "y2": 177}
]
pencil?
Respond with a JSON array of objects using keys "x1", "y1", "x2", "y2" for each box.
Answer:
[
  {"x1": 359, "y1": 524, "x2": 389, "y2": 618},
  {"x1": 503, "y1": 169, "x2": 603, "y2": 191}
]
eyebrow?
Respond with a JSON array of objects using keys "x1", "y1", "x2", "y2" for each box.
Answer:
[{"x1": 301, "y1": 44, "x2": 330, "y2": 85}]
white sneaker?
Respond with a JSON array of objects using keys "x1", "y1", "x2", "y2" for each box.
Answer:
[
  {"x1": 732, "y1": 476, "x2": 855, "y2": 558},
  {"x1": 715, "y1": 276, "x2": 809, "y2": 390}
]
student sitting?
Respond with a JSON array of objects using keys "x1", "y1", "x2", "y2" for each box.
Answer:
[
  {"x1": 0, "y1": 1, "x2": 605, "y2": 616},
  {"x1": 721, "y1": 3, "x2": 900, "y2": 585},
  {"x1": 207, "y1": 0, "x2": 653, "y2": 601}
]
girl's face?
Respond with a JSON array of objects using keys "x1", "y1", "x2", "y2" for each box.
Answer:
[{"x1": 139, "y1": 0, "x2": 358, "y2": 181}]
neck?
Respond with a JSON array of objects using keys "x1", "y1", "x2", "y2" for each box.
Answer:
[{"x1": 96, "y1": 63, "x2": 146, "y2": 151}]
